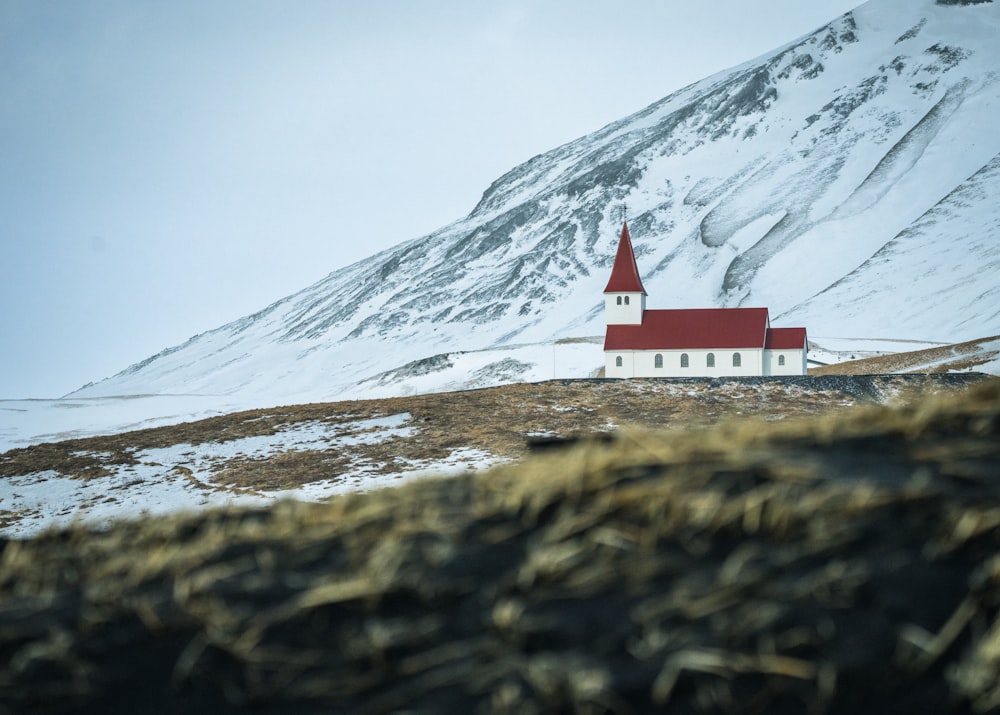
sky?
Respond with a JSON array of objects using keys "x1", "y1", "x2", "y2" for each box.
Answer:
[{"x1": 0, "y1": 0, "x2": 862, "y2": 399}]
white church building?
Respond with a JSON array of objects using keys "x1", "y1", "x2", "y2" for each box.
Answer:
[{"x1": 603, "y1": 222, "x2": 808, "y2": 378}]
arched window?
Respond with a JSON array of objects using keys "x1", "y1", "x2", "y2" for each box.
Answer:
[
  {"x1": 654, "y1": 354, "x2": 663, "y2": 368},
  {"x1": 616, "y1": 296, "x2": 622, "y2": 305},
  {"x1": 680, "y1": 353, "x2": 689, "y2": 368},
  {"x1": 778, "y1": 355, "x2": 785, "y2": 366},
  {"x1": 624, "y1": 296, "x2": 630, "y2": 305},
  {"x1": 707, "y1": 353, "x2": 715, "y2": 368},
  {"x1": 615, "y1": 356, "x2": 623, "y2": 367},
  {"x1": 733, "y1": 352, "x2": 742, "y2": 367}
]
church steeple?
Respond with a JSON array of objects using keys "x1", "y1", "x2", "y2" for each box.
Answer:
[
  {"x1": 603, "y1": 221, "x2": 646, "y2": 326},
  {"x1": 603, "y1": 221, "x2": 646, "y2": 295}
]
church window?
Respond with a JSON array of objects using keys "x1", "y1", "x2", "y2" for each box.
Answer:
[
  {"x1": 615, "y1": 356, "x2": 623, "y2": 367},
  {"x1": 778, "y1": 355, "x2": 785, "y2": 366},
  {"x1": 707, "y1": 353, "x2": 715, "y2": 368},
  {"x1": 654, "y1": 353, "x2": 663, "y2": 368},
  {"x1": 733, "y1": 352, "x2": 742, "y2": 367},
  {"x1": 616, "y1": 296, "x2": 622, "y2": 305},
  {"x1": 624, "y1": 296, "x2": 630, "y2": 305},
  {"x1": 680, "y1": 353, "x2": 689, "y2": 368}
]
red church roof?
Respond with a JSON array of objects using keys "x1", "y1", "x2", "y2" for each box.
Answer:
[
  {"x1": 604, "y1": 308, "x2": 770, "y2": 351},
  {"x1": 764, "y1": 327, "x2": 807, "y2": 350},
  {"x1": 603, "y1": 222, "x2": 646, "y2": 294}
]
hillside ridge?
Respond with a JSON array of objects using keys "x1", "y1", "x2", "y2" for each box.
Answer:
[
  {"x1": 2, "y1": 373, "x2": 987, "y2": 538},
  {"x1": 1, "y1": 377, "x2": 998, "y2": 713}
]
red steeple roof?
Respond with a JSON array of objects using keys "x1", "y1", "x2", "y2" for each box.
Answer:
[{"x1": 603, "y1": 221, "x2": 646, "y2": 294}]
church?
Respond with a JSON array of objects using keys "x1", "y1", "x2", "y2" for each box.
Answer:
[{"x1": 603, "y1": 222, "x2": 808, "y2": 378}]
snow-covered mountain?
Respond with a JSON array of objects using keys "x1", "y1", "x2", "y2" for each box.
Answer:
[{"x1": 75, "y1": 0, "x2": 1000, "y2": 404}]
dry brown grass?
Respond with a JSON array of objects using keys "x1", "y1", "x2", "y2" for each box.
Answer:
[
  {"x1": 811, "y1": 335, "x2": 1000, "y2": 375},
  {"x1": 1, "y1": 375, "x2": 987, "y2": 498},
  {"x1": 0, "y1": 379, "x2": 997, "y2": 713}
]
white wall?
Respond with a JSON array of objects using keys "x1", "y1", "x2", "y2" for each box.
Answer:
[
  {"x1": 762, "y1": 349, "x2": 807, "y2": 376},
  {"x1": 605, "y1": 351, "x2": 635, "y2": 378},
  {"x1": 604, "y1": 293, "x2": 645, "y2": 325},
  {"x1": 605, "y1": 349, "x2": 766, "y2": 377}
]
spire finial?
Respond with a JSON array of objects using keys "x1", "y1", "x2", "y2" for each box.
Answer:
[{"x1": 620, "y1": 202, "x2": 628, "y2": 225}]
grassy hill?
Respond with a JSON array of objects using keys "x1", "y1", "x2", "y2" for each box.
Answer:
[
  {"x1": 810, "y1": 336, "x2": 1000, "y2": 375},
  {"x1": 0, "y1": 376, "x2": 998, "y2": 712},
  {"x1": 2, "y1": 373, "x2": 985, "y2": 498}
]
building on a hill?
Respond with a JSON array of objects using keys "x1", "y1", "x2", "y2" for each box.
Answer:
[{"x1": 603, "y1": 222, "x2": 807, "y2": 378}]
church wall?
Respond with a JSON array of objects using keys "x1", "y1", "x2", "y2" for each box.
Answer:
[
  {"x1": 605, "y1": 351, "x2": 636, "y2": 378},
  {"x1": 763, "y1": 349, "x2": 807, "y2": 376},
  {"x1": 605, "y1": 349, "x2": 766, "y2": 378}
]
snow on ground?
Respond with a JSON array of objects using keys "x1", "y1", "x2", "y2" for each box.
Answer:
[
  {"x1": 808, "y1": 336, "x2": 947, "y2": 366},
  {"x1": 279, "y1": 447, "x2": 501, "y2": 502},
  {"x1": 0, "y1": 340, "x2": 603, "y2": 453},
  {"x1": 1, "y1": 468, "x2": 256, "y2": 540},
  {"x1": 973, "y1": 339, "x2": 1000, "y2": 375},
  {"x1": 333, "y1": 340, "x2": 604, "y2": 400},
  {"x1": 0, "y1": 393, "x2": 261, "y2": 453},
  {"x1": 1, "y1": 411, "x2": 504, "y2": 540},
  {"x1": 136, "y1": 413, "x2": 415, "y2": 484},
  {"x1": 808, "y1": 336, "x2": 1000, "y2": 375},
  {"x1": 901, "y1": 336, "x2": 1000, "y2": 374}
]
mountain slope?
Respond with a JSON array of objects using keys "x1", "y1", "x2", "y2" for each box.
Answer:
[
  {"x1": 75, "y1": 0, "x2": 1000, "y2": 404},
  {"x1": 779, "y1": 152, "x2": 1000, "y2": 336}
]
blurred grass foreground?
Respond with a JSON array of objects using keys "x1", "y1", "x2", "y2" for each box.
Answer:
[{"x1": 2, "y1": 379, "x2": 999, "y2": 714}]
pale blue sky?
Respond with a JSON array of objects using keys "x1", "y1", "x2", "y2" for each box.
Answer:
[{"x1": 0, "y1": 0, "x2": 861, "y2": 398}]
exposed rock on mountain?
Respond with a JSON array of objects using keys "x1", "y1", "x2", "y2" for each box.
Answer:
[{"x1": 73, "y1": 0, "x2": 1000, "y2": 403}]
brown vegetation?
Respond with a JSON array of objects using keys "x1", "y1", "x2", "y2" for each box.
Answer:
[
  {"x1": 0, "y1": 378, "x2": 998, "y2": 713},
  {"x1": 810, "y1": 335, "x2": 1000, "y2": 375},
  {"x1": 1, "y1": 375, "x2": 984, "y2": 494}
]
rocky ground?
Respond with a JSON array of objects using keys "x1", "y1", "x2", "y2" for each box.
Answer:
[{"x1": 0, "y1": 376, "x2": 998, "y2": 713}]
